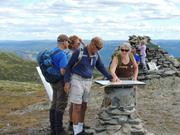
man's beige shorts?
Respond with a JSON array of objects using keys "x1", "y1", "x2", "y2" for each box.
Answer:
[{"x1": 69, "y1": 74, "x2": 92, "y2": 104}]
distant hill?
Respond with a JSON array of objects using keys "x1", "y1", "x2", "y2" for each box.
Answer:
[
  {"x1": 153, "y1": 40, "x2": 180, "y2": 57},
  {"x1": 0, "y1": 39, "x2": 179, "y2": 67},
  {"x1": 0, "y1": 52, "x2": 39, "y2": 82}
]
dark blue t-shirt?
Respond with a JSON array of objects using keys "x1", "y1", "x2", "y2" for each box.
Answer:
[{"x1": 64, "y1": 47, "x2": 112, "y2": 82}]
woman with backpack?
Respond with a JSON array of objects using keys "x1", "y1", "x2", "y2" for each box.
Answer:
[
  {"x1": 101, "y1": 42, "x2": 139, "y2": 109},
  {"x1": 109, "y1": 42, "x2": 138, "y2": 81}
]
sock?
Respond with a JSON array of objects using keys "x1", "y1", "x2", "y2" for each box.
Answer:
[
  {"x1": 73, "y1": 125, "x2": 81, "y2": 135},
  {"x1": 78, "y1": 122, "x2": 84, "y2": 132}
]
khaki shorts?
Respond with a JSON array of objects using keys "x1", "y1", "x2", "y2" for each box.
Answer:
[{"x1": 69, "y1": 74, "x2": 92, "y2": 104}]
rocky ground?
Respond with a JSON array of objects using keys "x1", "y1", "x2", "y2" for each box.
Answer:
[
  {"x1": 0, "y1": 76, "x2": 180, "y2": 135},
  {"x1": 136, "y1": 76, "x2": 180, "y2": 135}
]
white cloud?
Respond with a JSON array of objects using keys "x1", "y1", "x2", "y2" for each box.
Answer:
[{"x1": 0, "y1": 0, "x2": 180, "y2": 40}]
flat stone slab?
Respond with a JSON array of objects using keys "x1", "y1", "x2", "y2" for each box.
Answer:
[{"x1": 95, "y1": 80, "x2": 145, "y2": 87}]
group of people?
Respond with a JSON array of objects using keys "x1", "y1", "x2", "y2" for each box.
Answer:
[{"x1": 48, "y1": 34, "x2": 143, "y2": 135}]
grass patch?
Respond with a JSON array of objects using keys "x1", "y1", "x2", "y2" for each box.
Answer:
[
  {"x1": 0, "y1": 52, "x2": 39, "y2": 82},
  {"x1": 0, "y1": 80, "x2": 43, "y2": 92},
  {"x1": 0, "y1": 80, "x2": 48, "y2": 129}
]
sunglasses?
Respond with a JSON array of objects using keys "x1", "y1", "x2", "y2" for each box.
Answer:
[
  {"x1": 121, "y1": 49, "x2": 129, "y2": 52},
  {"x1": 94, "y1": 44, "x2": 102, "y2": 50}
]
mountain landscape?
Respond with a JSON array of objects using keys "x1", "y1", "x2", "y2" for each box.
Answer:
[
  {"x1": 1, "y1": 0, "x2": 180, "y2": 134},
  {"x1": 0, "y1": 40, "x2": 179, "y2": 67},
  {"x1": 0, "y1": 38, "x2": 180, "y2": 135}
]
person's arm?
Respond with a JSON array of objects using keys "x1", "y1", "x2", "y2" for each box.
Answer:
[
  {"x1": 58, "y1": 53, "x2": 68, "y2": 76},
  {"x1": 79, "y1": 38, "x2": 86, "y2": 47},
  {"x1": 131, "y1": 55, "x2": 138, "y2": 80},
  {"x1": 109, "y1": 56, "x2": 120, "y2": 82},
  {"x1": 95, "y1": 54, "x2": 113, "y2": 81},
  {"x1": 60, "y1": 68, "x2": 66, "y2": 75}
]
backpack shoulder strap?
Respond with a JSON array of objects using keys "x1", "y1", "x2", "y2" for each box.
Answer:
[
  {"x1": 129, "y1": 53, "x2": 134, "y2": 62},
  {"x1": 78, "y1": 48, "x2": 84, "y2": 60},
  {"x1": 50, "y1": 49, "x2": 62, "y2": 57},
  {"x1": 116, "y1": 52, "x2": 122, "y2": 65},
  {"x1": 95, "y1": 52, "x2": 99, "y2": 61},
  {"x1": 72, "y1": 48, "x2": 84, "y2": 68},
  {"x1": 116, "y1": 52, "x2": 134, "y2": 65}
]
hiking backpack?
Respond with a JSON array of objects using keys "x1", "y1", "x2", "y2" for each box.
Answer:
[
  {"x1": 37, "y1": 47, "x2": 98, "y2": 83},
  {"x1": 36, "y1": 49, "x2": 62, "y2": 83}
]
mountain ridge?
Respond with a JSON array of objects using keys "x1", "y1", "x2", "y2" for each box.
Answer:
[
  {"x1": 0, "y1": 52, "x2": 39, "y2": 82},
  {"x1": 0, "y1": 40, "x2": 179, "y2": 62}
]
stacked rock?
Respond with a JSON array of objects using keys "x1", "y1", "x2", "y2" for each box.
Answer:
[
  {"x1": 128, "y1": 35, "x2": 180, "y2": 80},
  {"x1": 95, "y1": 86, "x2": 154, "y2": 135}
]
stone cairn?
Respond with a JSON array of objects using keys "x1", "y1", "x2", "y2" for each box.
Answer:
[
  {"x1": 128, "y1": 35, "x2": 180, "y2": 80},
  {"x1": 95, "y1": 85, "x2": 154, "y2": 135},
  {"x1": 94, "y1": 35, "x2": 179, "y2": 135}
]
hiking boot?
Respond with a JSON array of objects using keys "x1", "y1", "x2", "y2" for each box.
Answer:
[
  {"x1": 58, "y1": 128, "x2": 68, "y2": 135},
  {"x1": 68, "y1": 121, "x2": 73, "y2": 131},
  {"x1": 55, "y1": 110, "x2": 67, "y2": 135}
]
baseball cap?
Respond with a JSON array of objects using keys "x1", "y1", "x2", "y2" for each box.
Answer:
[{"x1": 57, "y1": 34, "x2": 69, "y2": 43}]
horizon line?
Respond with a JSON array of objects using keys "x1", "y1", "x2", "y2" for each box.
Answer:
[{"x1": 0, "y1": 39, "x2": 180, "y2": 42}]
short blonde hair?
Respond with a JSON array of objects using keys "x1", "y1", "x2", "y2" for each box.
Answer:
[{"x1": 120, "y1": 42, "x2": 132, "y2": 52}]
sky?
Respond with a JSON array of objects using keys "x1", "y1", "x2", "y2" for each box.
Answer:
[{"x1": 0, "y1": 0, "x2": 180, "y2": 40}]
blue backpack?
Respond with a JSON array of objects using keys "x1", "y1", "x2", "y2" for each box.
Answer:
[{"x1": 37, "y1": 49, "x2": 62, "y2": 83}]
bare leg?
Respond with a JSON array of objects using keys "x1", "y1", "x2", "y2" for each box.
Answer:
[
  {"x1": 80, "y1": 102, "x2": 87, "y2": 123},
  {"x1": 72, "y1": 103, "x2": 82, "y2": 125},
  {"x1": 69, "y1": 103, "x2": 73, "y2": 122}
]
